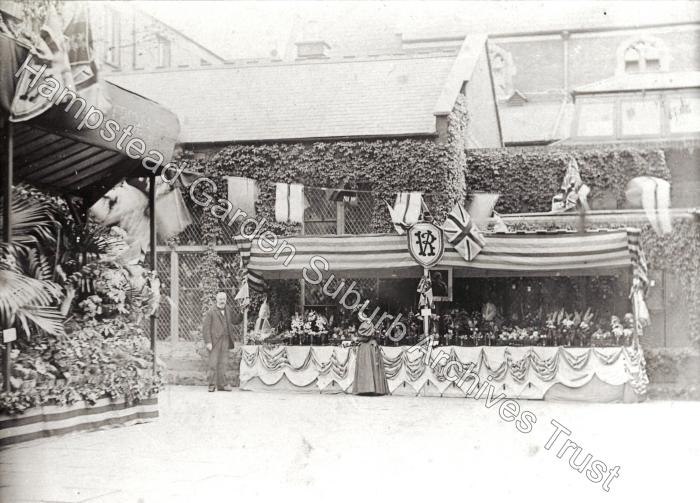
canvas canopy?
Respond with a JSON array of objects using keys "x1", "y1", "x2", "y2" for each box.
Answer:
[
  {"x1": 0, "y1": 33, "x2": 180, "y2": 205},
  {"x1": 243, "y1": 228, "x2": 646, "y2": 280}
]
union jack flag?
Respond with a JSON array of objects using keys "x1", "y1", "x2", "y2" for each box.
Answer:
[{"x1": 442, "y1": 204, "x2": 486, "y2": 262}]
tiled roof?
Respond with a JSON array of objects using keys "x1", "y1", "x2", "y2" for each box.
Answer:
[
  {"x1": 107, "y1": 48, "x2": 476, "y2": 143},
  {"x1": 574, "y1": 71, "x2": 700, "y2": 94}
]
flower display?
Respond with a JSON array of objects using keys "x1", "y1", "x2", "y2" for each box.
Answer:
[{"x1": 271, "y1": 301, "x2": 639, "y2": 348}]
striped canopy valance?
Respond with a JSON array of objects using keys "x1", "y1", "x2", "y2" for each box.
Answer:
[{"x1": 237, "y1": 229, "x2": 645, "y2": 280}]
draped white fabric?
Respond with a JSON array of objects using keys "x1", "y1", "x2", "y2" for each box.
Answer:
[{"x1": 240, "y1": 345, "x2": 648, "y2": 399}]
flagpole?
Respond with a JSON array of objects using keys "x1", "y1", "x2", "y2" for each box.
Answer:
[
  {"x1": 243, "y1": 307, "x2": 248, "y2": 344},
  {"x1": 422, "y1": 267, "x2": 430, "y2": 339}
]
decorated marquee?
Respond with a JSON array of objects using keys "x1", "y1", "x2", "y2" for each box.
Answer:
[{"x1": 238, "y1": 228, "x2": 647, "y2": 280}]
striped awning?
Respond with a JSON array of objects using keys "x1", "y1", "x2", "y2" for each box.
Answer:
[
  {"x1": 1, "y1": 33, "x2": 179, "y2": 205},
  {"x1": 246, "y1": 229, "x2": 645, "y2": 280}
]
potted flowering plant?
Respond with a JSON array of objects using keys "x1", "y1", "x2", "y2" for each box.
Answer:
[
  {"x1": 290, "y1": 313, "x2": 304, "y2": 345},
  {"x1": 611, "y1": 315, "x2": 624, "y2": 346},
  {"x1": 290, "y1": 310, "x2": 329, "y2": 345},
  {"x1": 561, "y1": 314, "x2": 575, "y2": 347}
]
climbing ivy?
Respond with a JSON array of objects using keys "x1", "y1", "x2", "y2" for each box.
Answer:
[
  {"x1": 173, "y1": 97, "x2": 698, "y2": 346},
  {"x1": 179, "y1": 95, "x2": 471, "y2": 317},
  {"x1": 465, "y1": 148, "x2": 669, "y2": 214}
]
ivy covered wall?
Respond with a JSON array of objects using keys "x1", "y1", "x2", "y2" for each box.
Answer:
[
  {"x1": 179, "y1": 94, "x2": 471, "y2": 311},
  {"x1": 174, "y1": 99, "x2": 699, "y2": 348},
  {"x1": 464, "y1": 148, "x2": 670, "y2": 214}
]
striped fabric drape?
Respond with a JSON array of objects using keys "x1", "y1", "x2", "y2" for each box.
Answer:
[
  {"x1": 234, "y1": 237, "x2": 267, "y2": 292},
  {"x1": 245, "y1": 229, "x2": 646, "y2": 279}
]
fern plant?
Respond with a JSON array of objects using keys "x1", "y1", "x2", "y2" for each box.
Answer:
[{"x1": 0, "y1": 191, "x2": 64, "y2": 337}]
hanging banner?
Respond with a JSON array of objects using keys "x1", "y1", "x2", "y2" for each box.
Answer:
[{"x1": 407, "y1": 221, "x2": 445, "y2": 268}]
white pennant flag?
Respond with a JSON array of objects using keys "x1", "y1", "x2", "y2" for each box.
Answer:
[
  {"x1": 275, "y1": 183, "x2": 305, "y2": 223},
  {"x1": 625, "y1": 176, "x2": 672, "y2": 235},
  {"x1": 468, "y1": 193, "x2": 500, "y2": 230},
  {"x1": 387, "y1": 192, "x2": 422, "y2": 235},
  {"x1": 227, "y1": 176, "x2": 258, "y2": 217}
]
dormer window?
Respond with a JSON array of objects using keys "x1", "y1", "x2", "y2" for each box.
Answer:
[{"x1": 617, "y1": 37, "x2": 669, "y2": 75}]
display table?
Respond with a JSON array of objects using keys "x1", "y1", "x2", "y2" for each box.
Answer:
[
  {"x1": 0, "y1": 397, "x2": 158, "y2": 447},
  {"x1": 240, "y1": 345, "x2": 648, "y2": 402}
]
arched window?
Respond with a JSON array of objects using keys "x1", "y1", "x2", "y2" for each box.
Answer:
[{"x1": 617, "y1": 36, "x2": 669, "y2": 75}]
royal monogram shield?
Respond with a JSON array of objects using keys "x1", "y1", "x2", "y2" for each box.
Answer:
[{"x1": 407, "y1": 221, "x2": 445, "y2": 268}]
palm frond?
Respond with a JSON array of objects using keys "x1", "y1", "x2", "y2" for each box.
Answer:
[
  {"x1": 23, "y1": 247, "x2": 54, "y2": 281},
  {"x1": 16, "y1": 305, "x2": 66, "y2": 336},
  {"x1": 1, "y1": 196, "x2": 56, "y2": 246},
  {"x1": 0, "y1": 269, "x2": 64, "y2": 334}
]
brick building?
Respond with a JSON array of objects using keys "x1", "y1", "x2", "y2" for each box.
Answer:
[
  {"x1": 106, "y1": 34, "x2": 503, "y2": 344},
  {"x1": 87, "y1": 2, "x2": 225, "y2": 72},
  {"x1": 397, "y1": 21, "x2": 700, "y2": 208}
]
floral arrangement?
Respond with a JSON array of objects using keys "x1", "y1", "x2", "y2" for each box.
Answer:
[
  {"x1": 290, "y1": 313, "x2": 305, "y2": 337},
  {"x1": 272, "y1": 302, "x2": 640, "y2": 349},
  {"x1": 285, "y1": 311, "x2": 329, "y2": 343}
]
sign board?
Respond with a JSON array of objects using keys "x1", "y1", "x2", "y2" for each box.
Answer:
[
  {"x1": 407, "y1": 221, "x2": 445, "y2": 268},
  {"x1": 3, "y1": 328, "x2": 17, "y2": 343}
]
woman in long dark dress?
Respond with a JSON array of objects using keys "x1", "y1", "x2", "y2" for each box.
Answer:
[{"x1": 352, "y1": 320, "x2": 389, "y2": 396}]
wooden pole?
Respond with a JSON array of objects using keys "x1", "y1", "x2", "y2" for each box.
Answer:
[
  {"x1": 422, "y1": 268, "x2": 430, "y2": 339},
  {"x1": 169, "y1": 249, "x2": 179, "y2": 342},
  {"x1": 2, "y1": 119, "x2": 12, "y2": 392},
  {"x1": 243, "y1": 307, "x2": 248, "y2": 344},
  {"x1": 148, "y1": 176, "x2": 157, "y2": 372}
]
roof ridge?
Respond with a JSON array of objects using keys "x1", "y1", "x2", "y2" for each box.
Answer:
[{"x1": 106, "y1": 52, "x2": 460, "y2": 77}]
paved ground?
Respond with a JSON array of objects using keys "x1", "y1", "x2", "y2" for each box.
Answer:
[{"x1": 1, "y1": 386, "x2": 698, "y2": 503}]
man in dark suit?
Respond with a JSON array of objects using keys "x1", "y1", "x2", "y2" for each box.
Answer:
[{"x1": 202, "y1": 291, "x2": 243, "y2": 392}]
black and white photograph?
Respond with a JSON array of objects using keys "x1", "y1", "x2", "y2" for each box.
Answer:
[
  {"x1": 1, "y1": 0, "x2": 699, "y2": 502},
  {"x1": 429, "y1": 268, "x2": 452, "y2": 301}
]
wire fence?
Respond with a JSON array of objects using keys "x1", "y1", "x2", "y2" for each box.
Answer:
[{"x1": 152, "y1": 186, "x2": 442, "y2": 340}]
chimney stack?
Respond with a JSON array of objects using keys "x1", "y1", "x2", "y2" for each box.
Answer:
[{"x1": 295, "y1": 40, "x2": 331, "y2": 60}]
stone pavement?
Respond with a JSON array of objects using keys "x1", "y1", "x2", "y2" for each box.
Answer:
[{"x1": 1, "y1": 386, "x2": 698, "y2": 503}]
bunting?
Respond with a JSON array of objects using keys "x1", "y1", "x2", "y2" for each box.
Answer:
[
  {"x1": 233, "y1": 237, "x2": 267, "y2": 295},
  {"x1": 227, "y1": 176, "x2": 258, "y2": 217},
  {"x1": 275, "y1": 183, "x2": 305, "y2": 223},
  {"x1": 625, "y1": 176, "x2": 672, "y2": 236},
  {"x1": 325, "y1": 188, "x2": 358, "y2": 206},
  {"x1": 387, "y1": 192, "x2": 422, "y2": 235}
]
